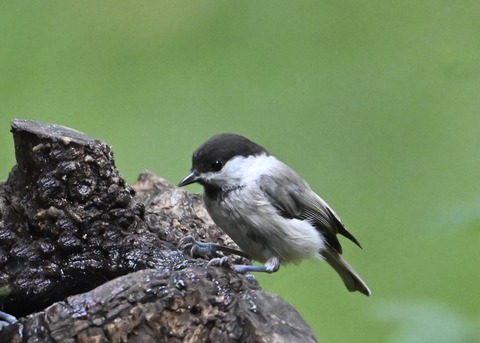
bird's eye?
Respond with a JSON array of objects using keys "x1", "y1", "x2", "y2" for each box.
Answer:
[{"x1": 211, "y1": 160, "x2": 223, "y2": 171}]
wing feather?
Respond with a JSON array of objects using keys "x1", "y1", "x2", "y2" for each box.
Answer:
[{"x1": 258, "y1": 169, "x2": 361, "y2": 254}]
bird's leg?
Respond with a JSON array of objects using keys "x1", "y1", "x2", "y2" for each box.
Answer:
[
  {"x1": 0, "y1": 311, "x2": 17, "y2": 328},
  {"x1": 179, "y1": 236, "x2": 280, "y2": 275},
  {"x1": 232, "y1": 256, "x2": 280, "y2": 274},
  {"x1": 178, "y1": 236, "x2": 249, "y2": 259}
]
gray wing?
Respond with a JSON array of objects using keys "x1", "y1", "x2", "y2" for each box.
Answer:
[{"x1": 258, "y1": 171, "x2": 361, "y2": 254}]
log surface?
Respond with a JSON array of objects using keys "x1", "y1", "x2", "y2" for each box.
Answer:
[{"x1": 0, "y1": 119, "x2": 317, "y2": 343}]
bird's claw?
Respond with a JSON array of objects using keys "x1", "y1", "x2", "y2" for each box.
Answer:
[
  {"x1": 0, "y1": 311, "x2": 17, "y2": 328},
  {"x1": 178, "y1": 236, "x2": 196, "y2": 251},
  {"x1": 179, "y1": 236, "x2": 257, "y2": 279},
  {"x1": 208, "y1": 259, "x2": 258, "y2": 284},
  {"x1": 206, "y1": 256, "x2": 230, "y2": 268},
  {"x1": 206, "y1": 258, "x2": 249, "y2": 274},
  {"x1": 178, "y1": 236, "x2": 216, "y2": 257}
]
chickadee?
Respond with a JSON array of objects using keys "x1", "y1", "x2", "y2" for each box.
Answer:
[{"x1": 179, "y1": 133, "x2": 371, "y2": 296}]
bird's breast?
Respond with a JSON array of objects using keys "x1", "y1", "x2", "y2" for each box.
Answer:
[{"x1": 203, "y1": 187, "x2": 325, "y2": 263}]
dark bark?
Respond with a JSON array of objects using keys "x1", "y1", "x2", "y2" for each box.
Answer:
[{"x1": 0, "y1": 119, "x2": 317, "y2": 343}]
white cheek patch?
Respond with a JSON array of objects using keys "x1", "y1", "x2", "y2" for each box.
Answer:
[
  {"x1": 222, "y1": 154, "x2": 275, "y2": 183},
  {"x1": 202, "y1": 153, "x2": 275, "y2": 188}
]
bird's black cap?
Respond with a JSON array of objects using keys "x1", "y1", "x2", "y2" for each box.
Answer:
[{"x1": 192, "y1": 133, "x2": 268, "y2": 174}]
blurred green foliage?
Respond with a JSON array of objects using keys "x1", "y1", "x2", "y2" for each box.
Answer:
[{"x1": 1, "y1": 2, "x2": 479, "y2": 342}]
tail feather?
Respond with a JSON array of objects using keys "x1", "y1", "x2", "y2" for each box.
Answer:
[{"x1": 323, "y1": 248, "x2": 371, "y2": 296}]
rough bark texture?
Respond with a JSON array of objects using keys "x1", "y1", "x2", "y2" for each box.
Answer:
[{"x1": 0, "y1": 119, "x2": 318, "y2": 343}]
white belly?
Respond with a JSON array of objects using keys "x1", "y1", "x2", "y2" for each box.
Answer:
[{"x1": 203, "y1": 188, "x2": 325, "y2": 263}]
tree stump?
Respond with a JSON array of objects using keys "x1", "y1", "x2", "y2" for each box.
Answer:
[{"x1": 0, "y1": 119, "x2": 317, "y2": 342}]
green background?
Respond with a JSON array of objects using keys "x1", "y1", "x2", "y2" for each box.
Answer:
[{"x1": 1, "y1": 2, "x2": 479, "y2": 342}]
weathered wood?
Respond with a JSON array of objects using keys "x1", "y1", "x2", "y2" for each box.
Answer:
[
  {"x1": 0, "y1": 119, "x2": 318, "y2": 342},
  {"x1": 1, "y1": 267, "x2": 315, "y2": 343}
]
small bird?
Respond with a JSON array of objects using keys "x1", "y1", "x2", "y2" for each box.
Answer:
[{"x1": 178, "y1": 133, "x2": 371, "y2": 296}]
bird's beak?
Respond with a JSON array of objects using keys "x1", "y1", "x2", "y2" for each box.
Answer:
[{"x1": 178, "y1": 171, "x2": 200, "y2": 187}]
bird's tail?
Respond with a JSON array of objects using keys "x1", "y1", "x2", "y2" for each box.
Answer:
[{"x1": 323, "y1": 248, "x2": 371, "y2": 296}]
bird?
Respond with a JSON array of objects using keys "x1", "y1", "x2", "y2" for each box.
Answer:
[{"x1": 178, "y1": 133, "x2": 371, "y2": 296}]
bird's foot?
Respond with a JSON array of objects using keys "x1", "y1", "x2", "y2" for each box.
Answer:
[
  {"x1": 0, "y1": 311, "x2": 17, "y2": 328},
  {"x1": 206, "y1": 256, "x2": 231, "y2": 268},
  {"x1": 178, "y1": 236, "x2": 219, "y2": 257},
  {"x1": 232, "y1": 257, "x2": 280, "y2": 274},
  {"x1": 178, "y1": 236, "x2": 248, "y2": 259},
  {"x1": 207, "y1": 257, "x2": 258, "y2": 284}
]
